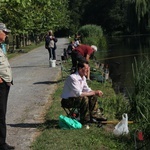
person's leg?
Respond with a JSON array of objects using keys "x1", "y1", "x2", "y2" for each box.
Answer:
[
  {"x1": 71, "y1": 51, "x2": 77, "y2": 68},
  {"x1": 0, "y1": 81, "x2": 10, "y2": 147},
  {"x1": 52, "y1": 48, "x2": 56, "y2": 60},
  {"x1": 88, "y1": 95, "x2": 99, "y2": 119},
  {"x1": 89, "y1": 96, "x2": 107, "y2": 121},
  {"x1": 86, "y1": 66, "x2": 90, "y2": 80},
  {"x1": 61, "y1": 97, "x2": 89, "y2": 124},
  {"x1": 48, "y1": 48, "x2": 52, "y2": 60},
  {"x1": 78, "y1": 96, "x2": 89, "y2": 124}
]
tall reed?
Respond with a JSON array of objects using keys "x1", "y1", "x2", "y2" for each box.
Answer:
[{"x1": 128, "y1": 56, "x2": 150, "y2": 136}]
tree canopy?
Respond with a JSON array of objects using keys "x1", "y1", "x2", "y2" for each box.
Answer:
[
  {"x1": 0, "y1": 0, "x2": 150, "y2": 36},
  {"x1": 0, "y1": 0, "x2": 70, "y2": 35}
]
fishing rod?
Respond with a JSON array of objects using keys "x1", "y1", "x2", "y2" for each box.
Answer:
[{"x1": 99, "y1": 52, "x2": 150, "y2": 61}]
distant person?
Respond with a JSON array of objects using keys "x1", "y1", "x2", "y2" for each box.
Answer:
[
  {"x1": 61, "y1": 61, "x2": 106, "y2": 125},
  {"x1": 45, "y1": 30, "x2": 57, "y2": 64},
  {"x1": 74, "y1": 33, "x2": 81, "y2": 47},
  {"x1": 71, "y1": 44, "x2": 97, "y2": 79},
  {"x1": 67, "y1": 41, "x2": 75, "y2": 56},
  {"x1": 61, "y1": 48, "x2": 68, "y2": 62},
  {"x1": 0, "y1": 23, "x2": 15, "y2": 150}
]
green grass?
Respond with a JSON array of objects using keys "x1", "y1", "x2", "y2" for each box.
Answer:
[
  {"x1": 31, "y1": 59, "x2": 138, "y2": 150},
  {"x1": 31, "y1": 82, "x2": 134, "y2": 150},
  {"x1": 7, "y1": 42, "x2": 44, "y2": 59}
]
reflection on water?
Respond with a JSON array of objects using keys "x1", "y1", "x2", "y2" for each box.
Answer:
[{"x1": 104, "y1": 35, "x2": 150, "y2": 95}]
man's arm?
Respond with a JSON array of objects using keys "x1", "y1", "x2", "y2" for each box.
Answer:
[
  {"x1": 81, "y1": 90, "x2": 103, "y2": 97},
  {"x1": 85, "y1": 54, "x2": 90, "y2": 62}
]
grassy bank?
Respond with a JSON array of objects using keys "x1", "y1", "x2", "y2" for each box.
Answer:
[
  {"x1": 7, "y1": 42, "x2": 44, "y2": 59},
  {"x1": 31, "y1": 59, "x2": 138, "y2": 150}
]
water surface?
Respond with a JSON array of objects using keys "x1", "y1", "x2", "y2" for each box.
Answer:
[{"x1": 103, "y1": 35, "x2": 150, "y2": 95}]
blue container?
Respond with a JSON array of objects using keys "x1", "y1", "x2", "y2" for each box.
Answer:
[{"x1": 1, "y1": 43, "x2": 7, "y2": 54}]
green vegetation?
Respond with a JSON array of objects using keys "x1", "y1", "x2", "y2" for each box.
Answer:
[
  {"x1": 7, "y1": 42, "x2": 44, "y2": 59},
  {"x1": 31, "y1": 59, "x2": 134, "y2": 150},
  {"x1": 78, "y1": 24, "x2": 107, "y2": 50},
  {"x1": 1, "y1": 0, "x2": 150, "y2": 46},
  {"x1": 31, "y1": 28, "x2": 149, "y2": 150},
  {"x1": 128, "y1": 57, "x2": 150, "y2": 136}
]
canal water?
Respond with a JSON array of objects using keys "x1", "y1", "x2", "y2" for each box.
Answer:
[{"x1": 102, "y1": 35, "x2": 150, "y2": 95}]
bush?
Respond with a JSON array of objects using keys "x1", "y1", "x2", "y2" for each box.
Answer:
[{"x1": 78, "y1": 24, "x2": 107, "y2": 50}]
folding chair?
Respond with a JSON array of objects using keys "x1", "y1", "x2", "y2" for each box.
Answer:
[{"x1": 61, "y1": 99, "x2": 80, "y2": 119}]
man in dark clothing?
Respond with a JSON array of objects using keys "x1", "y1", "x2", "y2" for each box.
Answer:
[{"x1": 0, "y1": 23, "x2": 15, "y2": 150}]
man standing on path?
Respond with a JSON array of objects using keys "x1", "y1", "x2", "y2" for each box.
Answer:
[{"x1": 0, "y1": 23, "x2": 15, "y2": 150}]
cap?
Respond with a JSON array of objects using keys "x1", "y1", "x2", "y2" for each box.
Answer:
[
  {"x1": 91, "y1": 45, "x2": 97, "y2": 52},
  {"x1": 0, "y1": 23, "x2": 11, "y2": 33}
]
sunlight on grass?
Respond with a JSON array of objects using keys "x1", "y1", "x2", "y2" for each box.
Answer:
[{"x1": 31, "y1": 60, "x2": 136, "y2": 150}]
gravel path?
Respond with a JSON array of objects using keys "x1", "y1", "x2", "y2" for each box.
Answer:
[{"x1": 6, "y1": 38, "x2": 68, "y2": 150}]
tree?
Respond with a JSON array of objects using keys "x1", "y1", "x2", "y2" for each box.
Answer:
[
  {"x1": 127, "y1": 0, "x2": 150, "y2": 33},
  {"x1": 0, "y1": 0, "x2": 70, "y2": 49}
]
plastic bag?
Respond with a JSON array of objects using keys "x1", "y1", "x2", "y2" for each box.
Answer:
[
  {"x1": 59, "y1": 115, "x2": 82, "y2": 129},
  {"x1": 113, "y1": 113, "x2": 129, "y2": 136}
]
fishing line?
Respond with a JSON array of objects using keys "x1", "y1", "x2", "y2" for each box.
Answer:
[{"x1": 99, "y1": 52, "x2": 150, "y2": 61}]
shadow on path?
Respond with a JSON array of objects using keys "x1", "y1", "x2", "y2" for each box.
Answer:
[
  {"x1": 33, "y1": 80, "x2": 62, "y2": 84},
  {"x1": 7, "y1": 119, "x2": 59, "y2": 129}
]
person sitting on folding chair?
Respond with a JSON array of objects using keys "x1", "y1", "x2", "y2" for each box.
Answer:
[{"x1": 61, "y1": 60, "x2": 106, "y2": 125}]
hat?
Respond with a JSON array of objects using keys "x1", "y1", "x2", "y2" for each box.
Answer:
[
  {"x1": 0, "y1": 23, "x2": 11, "y2": 33},
  {"x1": 91, "y1": 45, "x2": 97, "y2": 52}
]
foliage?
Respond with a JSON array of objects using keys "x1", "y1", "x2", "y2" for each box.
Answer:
[
  {"x1": 0, "y1": 0, "x2": 70, "y2": 35},
  {"x1": 1, "y1": 0, "x2": 150, "y2": 36},
  {"x1": 78, "y1": 24, "x2": 107, "y2": 50},
  {"x1": 128, "y1": 56, "x2": 150, "y2": 136},
  {"x1": 0, "y1": 0, "x2": 70, "y2": 49},
  {"x1": 68, "y1": 0, "x2": 150, "y2": 35}
]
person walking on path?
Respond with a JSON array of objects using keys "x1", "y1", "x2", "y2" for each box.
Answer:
[
  {"x1": 0, "y1": 23, "x2": 15, "y2": 150},
  {"x1": 45, "y1": 30, "x2": 57, "y2": 65}
]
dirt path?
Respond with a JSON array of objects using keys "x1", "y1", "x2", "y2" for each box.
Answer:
[{"x1": 6, "y1": 38, "x2": 68, "y2": 150}]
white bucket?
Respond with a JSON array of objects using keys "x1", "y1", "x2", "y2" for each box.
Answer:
[{"x1": 50, "y1": 60, "x2": 56, "y2": 67}]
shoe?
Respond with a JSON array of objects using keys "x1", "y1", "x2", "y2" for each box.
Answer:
[
  {"x1": 96, "y1": 116, "x2": 107, "y2": 122},
  {"x1": 90, "y1": 118, "x2": 98, "y2": 123},
  {"x1": 6, "y1": 143, "x2": 15, "y2": 149}
]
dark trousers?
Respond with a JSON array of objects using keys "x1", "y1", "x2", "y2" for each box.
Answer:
[
  {"x1": 48, "y1": 47, "x2": 56, "y2": 60},
  {"x1": 61, "y1": 96, "x2": 98, "y2": 123},
  {"x1": 0, "y1": 81, "x2": 10, "y2": 146},
  {"x1": 71, "y1": 51, "x2": 86, "y2": 68},
  {"x1": 52, "y1": 48, "x2": 56, "y2": 60},
  {"x1": 47, "y1": 48, "x2": 52, "y2": 60}
]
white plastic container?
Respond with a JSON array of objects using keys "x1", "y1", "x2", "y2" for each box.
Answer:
[{"x1": 50, "y1": 60, "x2": 56, "y2": 67}]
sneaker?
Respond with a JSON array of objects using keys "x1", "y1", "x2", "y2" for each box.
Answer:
[
  {"x1": 90, "y1": 118, "x2": 98, "y2": 123},
  {"x1": 96, "y1": 116, "x2": 107, "y2": 122}
]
